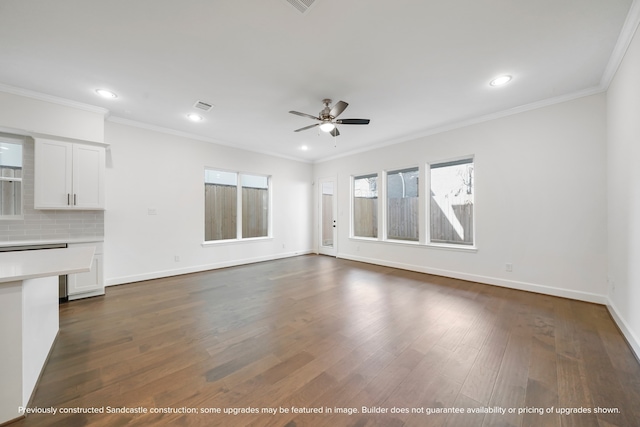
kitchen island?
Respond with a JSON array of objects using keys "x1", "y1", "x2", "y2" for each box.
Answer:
[{"x1": 0, "y1": 246, "x2": 95, "y2": 425}]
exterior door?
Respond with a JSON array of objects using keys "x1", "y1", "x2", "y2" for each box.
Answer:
[{"x1": 318, "y1": 178, "x2": 337, "y2": 256}]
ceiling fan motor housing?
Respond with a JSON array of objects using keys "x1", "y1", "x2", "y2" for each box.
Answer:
[{"x1": 321, "y1": 99, "x2": 333, "y2": 119}]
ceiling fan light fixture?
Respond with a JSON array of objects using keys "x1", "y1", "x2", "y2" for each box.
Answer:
[
  {"x1": 490, "y1": 75, "x2": 512, "y2": 87},
  {"x1": 319, "y1": 122, "x2": 335, "y2": 132}
]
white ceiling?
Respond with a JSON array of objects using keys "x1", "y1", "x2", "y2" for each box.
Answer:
[{"x1": 0, "y1": 0, "x2": 636, "y2": 162}]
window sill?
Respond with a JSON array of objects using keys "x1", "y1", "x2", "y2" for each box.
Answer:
[
  {"x1": 202, "y1": 236, "x2": 272, "y2": 247},
  {"x1": 349, "y1": 237, "x2": 477, "y2": 252},
  {"x1": 349, "y1": 237, "x2": 420, "y2": 246},
  {"x1": 350, "y1": 236, "x2": 379, "y2": 242},
  {"x1": 425, "y1": 242, "x2": 478, "y2": 253},
  {"x1": 386, "y1": 238, "x2": 421, "y2": 246}
]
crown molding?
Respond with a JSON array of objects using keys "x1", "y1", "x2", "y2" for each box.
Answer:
[
  {"x1": 107, "y1": 116, "x2": 312, "y2": 164},
  {"x1": 600, "y1": 0, "x2": 640, "y2": 88},
  {"x1": 0, "y1": 83, "x2": 109, "y2": 115}
]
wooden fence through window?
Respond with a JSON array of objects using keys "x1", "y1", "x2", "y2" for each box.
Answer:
[
  {"x1": 204, "y1": 184, "x2": 268, "y2": 241},
  {"x1": 430, "y1": 199, "x2": 474, "y2": 244},
  {"x1": 387, "y1": 197, "x2": 419, "y2": 240},
  {"x1": 354, "y1": 197, "x2": 378, "y2": 238},
  {"x1": 353, "y1": 196, "x2": 473, "y2": 244}
]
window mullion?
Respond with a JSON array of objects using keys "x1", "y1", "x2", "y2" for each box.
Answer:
[{"x1": 237, "y1": 176, "x2": 243, "y2": 239}]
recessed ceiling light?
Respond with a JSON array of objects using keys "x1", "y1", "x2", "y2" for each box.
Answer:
[
  {"x1": 95, "y1": 89, "x2": 118, "y2": 99},
  {"x1": 187, "y1": 113, "x2": 203, "y2": 122},
  {"x1": 490, "y1": 75, "x2": 512, "y2": 87},
  {"x1": 300, "y1": 145, "x2": 309, "y2": 151}
]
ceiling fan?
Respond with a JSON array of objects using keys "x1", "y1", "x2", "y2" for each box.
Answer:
[{"x1": 289, "y1": 99, "x2": 370, "y2": 137}]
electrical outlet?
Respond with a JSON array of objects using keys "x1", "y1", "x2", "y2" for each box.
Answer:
[
  {"x1": 174, "y1": 255, "x2": 180, "y2": 262},
  {"x1": 148, "y1": 208, "x2": 157, "y2": 215},
  {"x1": 505, "y1": 263, "x2": 513, "y2": 272}
]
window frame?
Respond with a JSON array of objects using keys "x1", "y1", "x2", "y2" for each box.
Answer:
[
  {"x1": 384, "y1": 165, "x2": 420, "y2": 243},
  {"x1": 241, "y1": 173, "x2": 270, "y2": 239},
  {"x1": 203, "y1": 167, "x2": 272, "y2": 245},
  {"x1": 427, "y1": 156, "x2": 476, "y2": 249},
  {"x1": 351, "y1": 173, "x2": 379, "y2": 240},
  {"x1": 0, "y1": 134, "x2": 25, "y2": 220}
]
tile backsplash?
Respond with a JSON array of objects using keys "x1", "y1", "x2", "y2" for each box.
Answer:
[{"x1": 0, "y1": 136, "x2": 104, "y2": 242}]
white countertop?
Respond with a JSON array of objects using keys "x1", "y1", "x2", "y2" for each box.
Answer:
[
  {"x1": 0, "y1": 237, "x2": 103, "y2": 248},
  {"x1": 0, "y1": 246, "x2": 95, "y2": 284}
]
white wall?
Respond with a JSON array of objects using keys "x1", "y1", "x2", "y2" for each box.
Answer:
[
  {"x1": 314, "y1": 93, "x2": 608, "y2": 303},
  {"x1": 606, "y1": 23, "x2": 640, "y2": 357},
  {"x1": 104, "y1": 121, "x2": 313, "y2": 285}
]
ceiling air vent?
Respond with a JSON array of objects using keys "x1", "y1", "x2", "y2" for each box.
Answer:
[
  {"x1": 193, "y1": 100, "x2": 214, "y2": 112},
  {"x1": 285, "y1": 0, "x2": 316, "y2": 14}
]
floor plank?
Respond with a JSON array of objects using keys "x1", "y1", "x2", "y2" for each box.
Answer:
[{"x1": 10, "y1": 255, "x2": 640, "y2": 427}]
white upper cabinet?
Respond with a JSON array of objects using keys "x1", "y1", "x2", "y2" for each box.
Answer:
[
  {"x1": 72, "y1": 143, "x2": 105, "y2": 209},
  {"x1": 34, "y1": 138, "x2": 105, "y2": 210}
]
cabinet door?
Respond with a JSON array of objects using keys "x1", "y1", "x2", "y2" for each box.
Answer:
[
  {"x1": 34, "y1": 139, "x2": 73, "y2": 209},
  {"x1": 68, "y1": 244, "x2": 104, "y2": 296},
  {"x1": 72, "y1": 144, "x2": 105, "y2": 209}
]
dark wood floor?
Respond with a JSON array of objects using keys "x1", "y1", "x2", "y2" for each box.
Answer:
[{"x1": 11, "y1": 255, "x2": 640, "y2": 427}]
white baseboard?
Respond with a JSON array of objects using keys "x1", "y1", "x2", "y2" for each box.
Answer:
[
  {"x1": 606, "y1": 299, "x2": 640, "y2": 362},
  {"x1": 105, "y1": 250, "x2": 313, "y2": 286},
  {"x1": 338, "y1": 253, "x2": 608, "y2": 304}
]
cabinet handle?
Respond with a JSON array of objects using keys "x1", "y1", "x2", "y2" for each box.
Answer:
[
  {"x1": 74, "y1": 194, "x2": 77, "y2": 206},
  {"x1": 67, "y1": 194, "x2": 70, "y2": 205}
]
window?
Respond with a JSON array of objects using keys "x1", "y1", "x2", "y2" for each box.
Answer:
[
  {"x1": 204, "y1": 169, "x2": 270, "y2": 241},
  {"x1": 429, "y1": 158, "x2": 474, "y2": 245},
  {"x1": 0, "y1": 136, "x2": 23, "y2": 218},
  {"x1": 386, "y1": 167, "x2": 419, "y2": 241},
  {"x1": 353, "y1": 174, "x2": 378, "y2": 238},
  {"x1": 241, "y1": 174, "x2": 269, "y2": 238}
]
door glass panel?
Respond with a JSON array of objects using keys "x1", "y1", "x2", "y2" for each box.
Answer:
[{"x1": 321, "y1": 181, "x2": 334, "y2": 247}]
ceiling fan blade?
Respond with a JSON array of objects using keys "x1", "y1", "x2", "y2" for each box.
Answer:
[
  {"x1": 294, "y1": 123, "x2": 320, "y2": 132},
  {"x1": 330, "y1": 127, "x2": 340, "y2": 137},
  {"x1": 336, "y1": 118, "x2": 370, "y2": 125},
  {"x1": 289, "y1": 110, "x2": 320, "y2": 121},
  {"x1": 330, "y1": 101, "x2": 348, "y2": 118}
]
